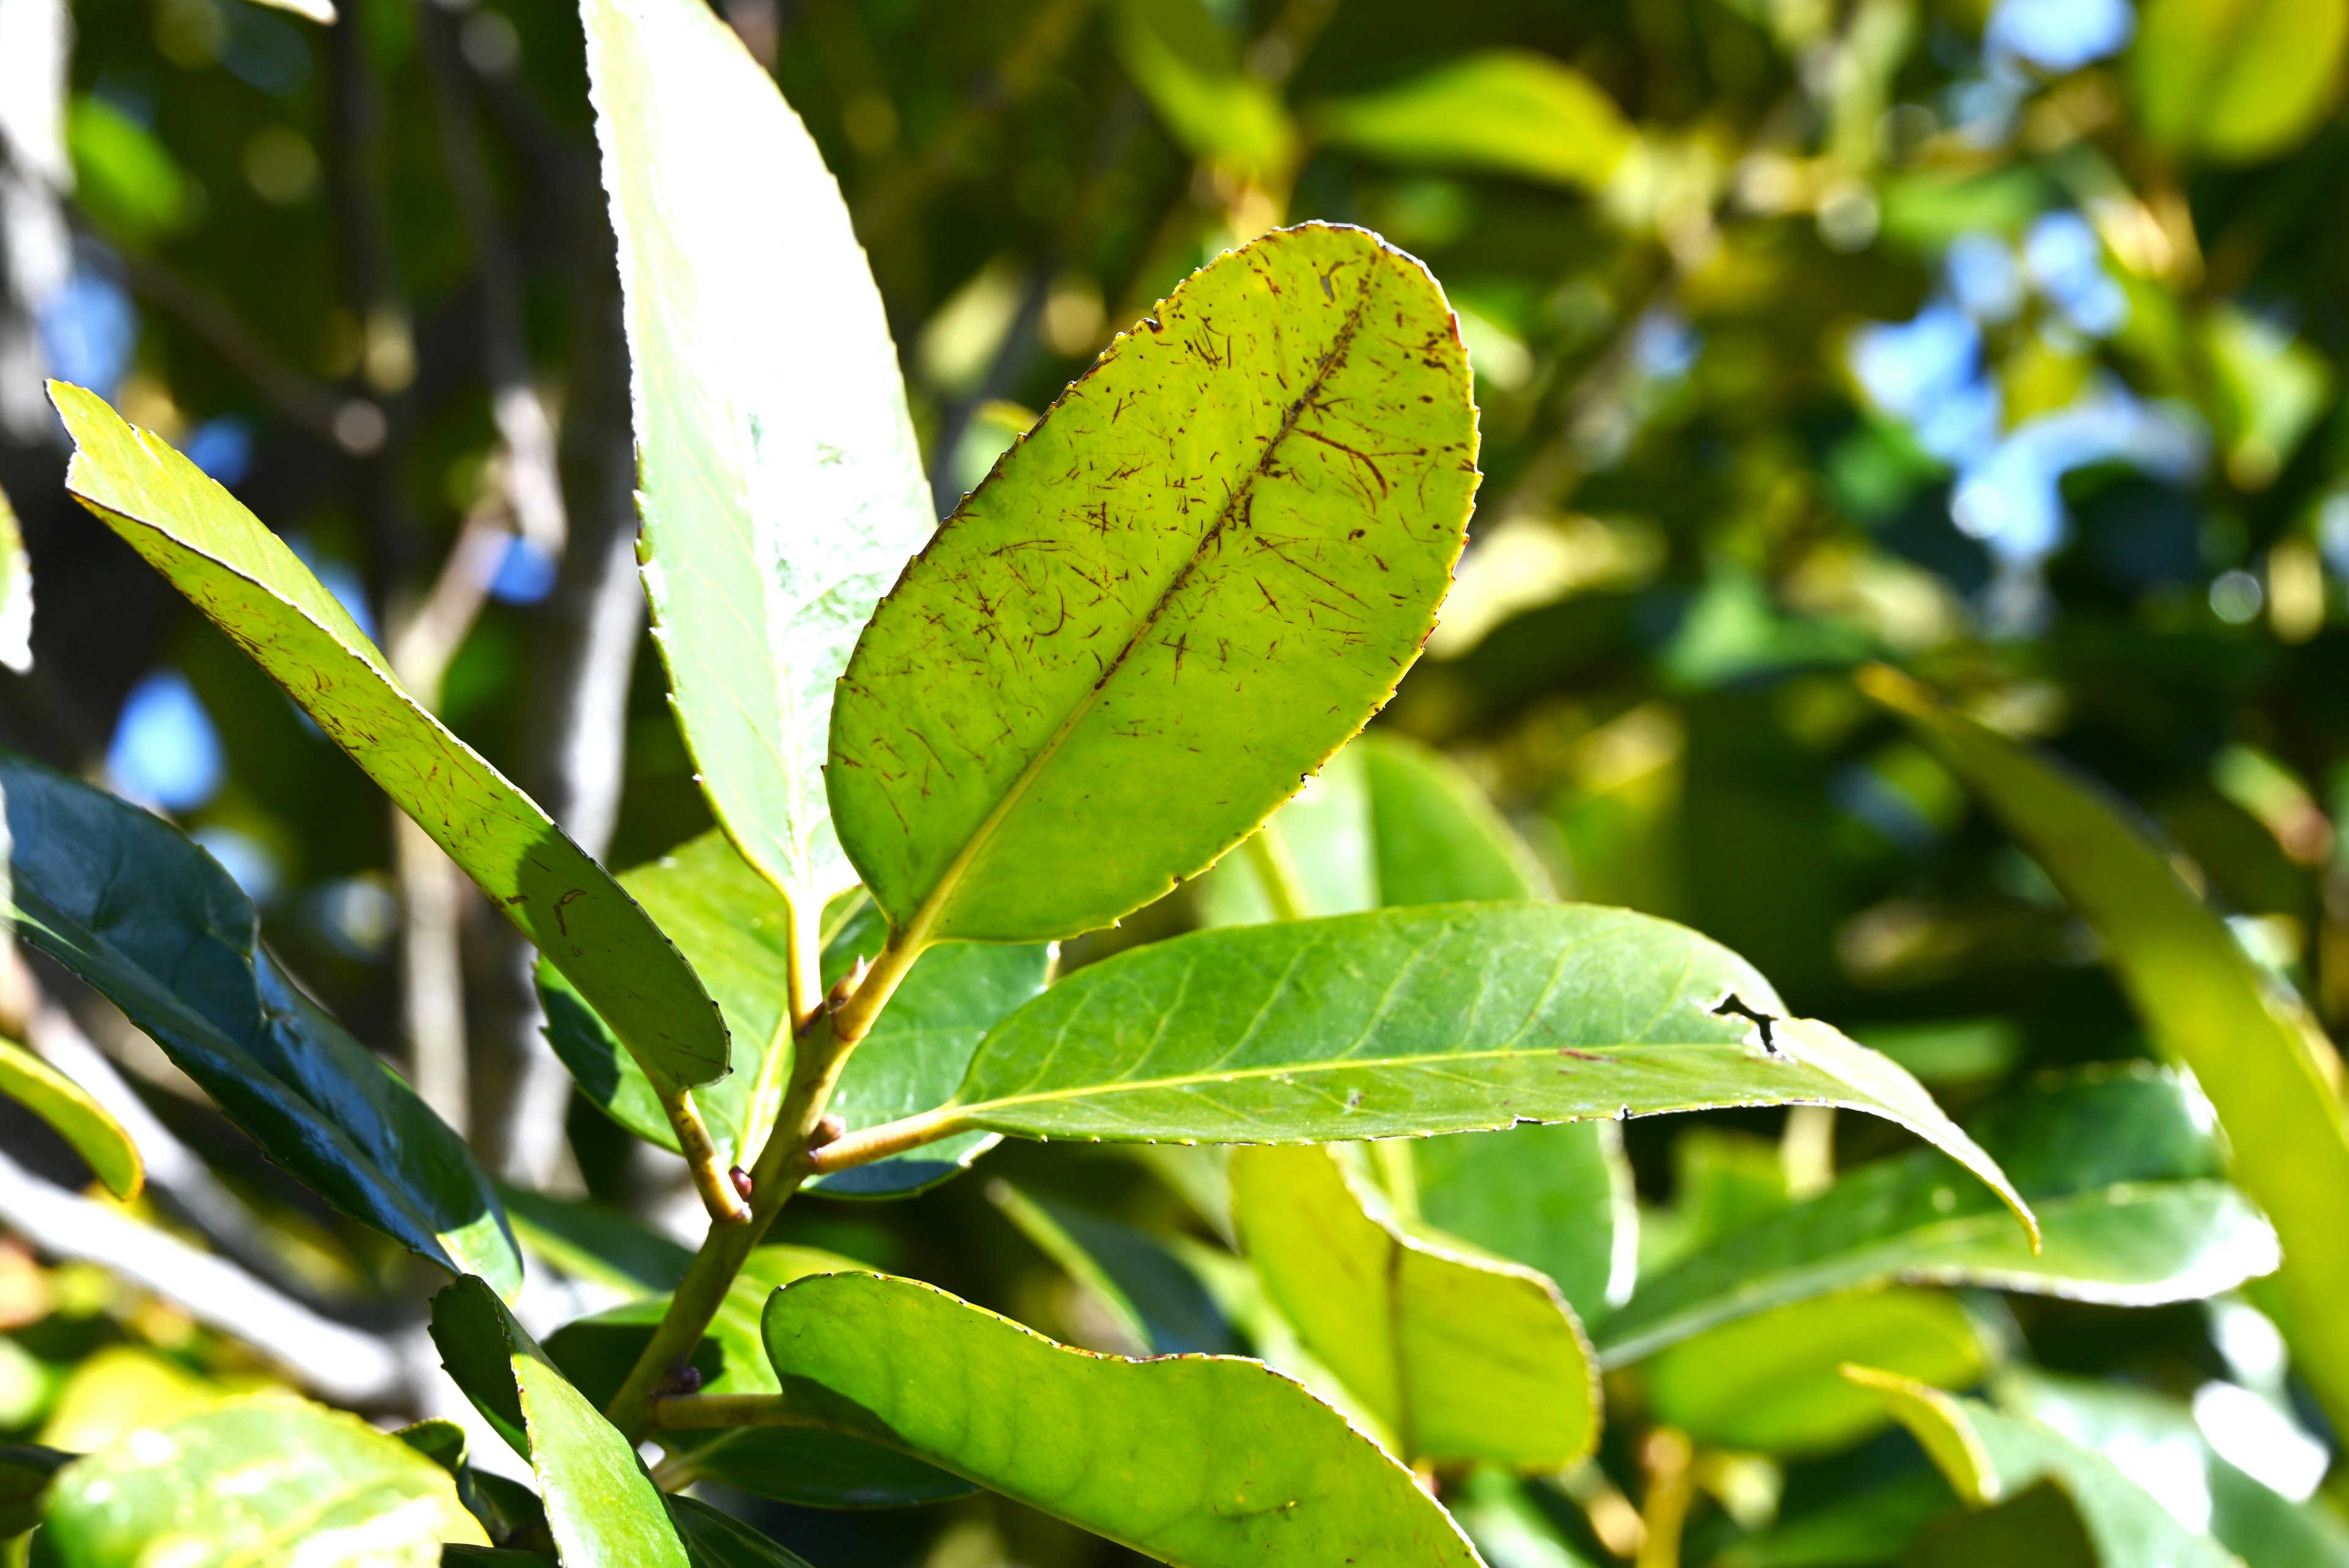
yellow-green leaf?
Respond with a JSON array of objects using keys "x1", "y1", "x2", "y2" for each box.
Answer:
[
  {"x1": 828, "y1": 223, "x2": 1479, "y2": 946},
  {"x1": 50, "y1": 382, "x2": 729, "y2": 1093},
  {"x1": 2132, "y1": 0, "x2": 2349, "y2": 162},
  {"x1": 1312, "y1": 51, "x2": 1636, "y2": 189},
  {"x1": 0, "y1": 1036, "x2": 140, "y2": 1200},
  {"x1": 1231, "y1": 1145, "x2": 1598, "y2": 1468},
  {"x1": 1864, "y1": 664, "x2": 2349, "y2": 1434}
]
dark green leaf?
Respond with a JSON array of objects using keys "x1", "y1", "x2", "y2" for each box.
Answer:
[
  {"x1": 1642, "y1": 1289, "x2": 1988, "y2": 1455},
  {"x1": 828, "y1": 223, "x2": 1479, "y2": 945},
  {"x1": 892, "y1": 904, "x2": 2031, "y2": 1236},
  {"x1": 0, "y1": 1036, "x2": 140, "y2": 1200},
  {"x1": 987, "y1": 1180, "x2": 1237, "y2": 1354},
  {"x1": 496, "y1": 1185, "x2": 692, "y2": 1294},
  {"x1": 760, "y1": 1272, "x2": 1482, "y2": 1566},
  {"x1": 1868, "y1": 667, "x2": 2349, "y2": 1429},
  {"x1": 545, "y1": 1247, "x2": 971, "y2": 1509},
  {"x1": 1232, "y1": 1145, "x2": 1598, "y2": 1468},
  {"x1": 1902, "y1": 1479, "x2": 2098, "y2": 1568},
  {"x1": 50, "y1": 381, "x2": 729, "y2": 1093},
  {"x1": 541, "y1": 833, "x2": 1048, "y2": 1194},
  {"x1": 40, "y1": 1399, "x2": 486, "y2": 1563},
  {"x1": 0, "y1": 749, "x2": 519, "y2": 1295},
  {"x1": 0, "y1": 1446, "x2": 70, "y2": 1537},
  {"x1": 665, "y1": 1496, "x2": 815, "y2": 1568},
  {"x1": 584, "y1": 0, "x2": 932, "y2": 962},
  {"x1": 1596, "y1": 1069, "x2": 2275, "y2": 1364},
  {"x1": 1715, "y1": 1471, "x2": 1958, "y2": 1568},
  {"x1": 429, "y1": 1277, "x2": 689, "y2": 1566}
]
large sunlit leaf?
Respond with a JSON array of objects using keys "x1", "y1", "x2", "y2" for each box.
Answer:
[
  {"x1": 1866, "y1": 666, "x2": 2349, "y2": 1430},
  {"x1": 1595, "y1": 1068, "x2": 2276, "y2": 1364},
  {"x1": 1312, "y1": 51, "x2": 1636, "y2": 190},
  {"x1": 2132, "y1": 0, "x2": 2349, "y2": 162},
  {"x1": 835, "y1": 903, "x2": 2033, "y2": 1238},
  {"x1": 546, "y1": 1247, "x2": 973, "y2": 1508},
  {"x1": 0, "y1": 1035, "x2": 141, "y2": 1200},
  {"x1": 1847, "y1": 1367, "x2": 2240, "y2": 1568},
  {"x1": 828, "y1": 223, "x2": 1479, "y2": 946},
  {"x1": 429, "y1": 1277, "x2": 689, "y2": 1567},
  {"x1": 541, "y1": 832, "x2": 1049, "y2": 1194},
  {"x1": 1231, "y1": 1144, "x2": 1597, "y2": 1468},
  {"x1": 757, "y1": 1271, "x2": 1482, "y2": 1566},
  {"x1": 584, "y1": 0, "x2": 933, "y2": 975},
  {"x1": 1642, "y1": 1289, "x2": 1989, "y2": 1456},
  {"x1": 0, "y1": 750, "x2": 519, "y2": 1295},
  {"x1": 50, "y1": 382, "x2": 729, "y2": 1093},
  {"x1": 39, "y1": 1399, "x2": 486, "y2": 1565}
]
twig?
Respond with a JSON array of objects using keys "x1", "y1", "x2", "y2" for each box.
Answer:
[{"x1": 0, "y1": 1143, "x2": 403, "y2": 1403}]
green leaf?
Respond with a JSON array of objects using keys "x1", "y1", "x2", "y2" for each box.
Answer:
[
  {"x1": 1847, "y1": 1367, "x2": 2240, "y2": 1568},
  {"x1": 541, "y1": 832, "x2": 1048, "y2": 1193},
  {"x1": 66, "y1": 98, "x2": 191, "y2": 244},
  {"x1": 0, "y1": 1446, "x2": 71, "y2": 1537},
  {"x1": 583, "y1": 0, "x2": 933, "y2": 970},
  {"x1": 1641, "y1": 1289, "x2": 1989, "y2": 1456},
  {"x1": 545, "y1": 1247, "x2": 972, "y2": 1508},
  {"x1": 496, "y1": 1186, "x2": 692, "y2": 1295},
  {"x1": 1994, "y1": 1367, "x2": 2349, "y2": 1568},
  {"x1": 2132, "y1": 0, "x2": 2349, "y2": 162},
  {"x1": 760, "y1": 1271, "x2": 1482, "y2": 1567},
  {"x1": 1866, "y1": 667, "x2": 2349, "y2": 1430},
  {"x1": 1716, "y1": 1471, "x2": 1958, "y2": 1568},
  {"x1": 828, "y1": 223, "x2": 1479, "y2": 946},
  {"x1": 0, "y1": 1036, "x2": 141, "y2": 1200},
  {"x1": 1595, "y1": 1068, "x2": 2276, "y2": 1364},
  {"x1": 1231, "y1": 1144, "x2": 1598, "y2": 1468},
  {"x1": 50, "y1": 382, "x2": 730, "y2": 1094},
  {"x1": 1312, "y1": 51, "x2": 1636, "y2": 190},
  {"x1": 0, "y1": 749, "x2": 519, "y2": 1295},
  {"x1": 429, "y1": 1277, "x2": 690, "y2": 1567},
  {"x1": 665, "y1": 1496, "x2": 814, "y2": 1568},
  {"x1": 1902, "y1": 1479, "x2": 2098, "y2": 1568},
  {"x1": 987, "y1": 1180, "x2": 1238, "y2": 1354},
  {"x1": 1412, "y1": 1119, "x2": 1633, "y2": 1324},
  {"x1": 1198, "y1": 731, "x2": 1549, "y2": 924},
  {"x1": 39, "y1": 1399, "x2": 488, "y2": 1564},
  {"x1": 0, "y1": 480, "x2": 32, "y2": 673},
  {"x1": 880, "y1": 902, "x2": 2032, "y2": 1238},
  {"x1": 1107, "y1": 0, "x2": 1297, "y2": 180}
]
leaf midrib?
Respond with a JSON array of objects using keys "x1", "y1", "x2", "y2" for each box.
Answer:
[
  {"x1": 956, "y1": 1036, "x2": 1784, "y2": 1120},
  {"x1": 897, "y1": 263, "x2": 1382, "y2": 947}
]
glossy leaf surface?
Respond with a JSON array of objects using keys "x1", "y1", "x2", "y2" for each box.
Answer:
[
  {"x1": 40, "y1": 1399, "x2": 486, "y2": 1565},
  {"x1": 51, "y1": 382, "x2": 729, "y2": 1091},
  {"x1": 0, "y1": 750, "x2": 519, "y2": 1294},
  {"x1": 0, "y1": 1035, "x2": 141, "y2": 1199},
  {"x1": 1868, "y1": 667, "x2": 2349, "y2": 1427},
  {"x1": 829, "y1": 223, "x2": 1479, "y2": 945},
  {"x1": 2132, "y1": 0, "x2": 2348, "y2": 162},
  {"x1": 1850, "y1": 1367, "x2": 2238, "y2": 1568},
  {"x1": 762, "y1": 1272, "x2": 1482, "y2": 1567},
  {"x1": 1596, "y1": 1068, "x2": 2274, "y2": 1364},
  {"x1": 928, "y1": 902, "x2": 2030, "y2": 1233},
  {"x1": 542, "y1": 832, "x2": 1048, "y2": 1191},
  {"x1": 546, "y1": 1247, "x2": 971, "y2": 1508},
  {"x1": 429, "y1": 1277, "x2": 689, "y2": 1567},
  {"x1": 1642, "y1": 1288, "x2": 1987, "y2": 1455},
  {"x1": 1231, "y1": 1144, "x2": 1597, "y2": 1467},
  {"x1": 1313, "y1": 50, "x2": 1636, "y2": 188},
  {"x1": 585, "y1": 0, "x2": 932, "y2": 938}
]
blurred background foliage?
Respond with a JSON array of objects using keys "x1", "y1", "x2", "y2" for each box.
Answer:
[{"x1": 2, "y1": 0, "x2": 2348, "y2": 1562}]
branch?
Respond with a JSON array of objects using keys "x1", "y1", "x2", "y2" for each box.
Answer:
[{"x1": 0, "y1": 1143, "x2": 403, "y2": 1404}]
